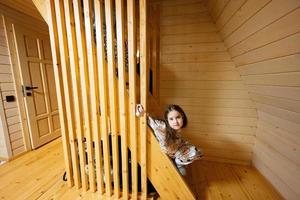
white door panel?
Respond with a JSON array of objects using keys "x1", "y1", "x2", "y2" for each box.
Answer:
[{"x1": 13, "y1": 25, "x2": 60, "y2": 149}]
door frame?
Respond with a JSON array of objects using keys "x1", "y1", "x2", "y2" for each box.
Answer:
[{"x1": 4, "y1": 16, "x2": 50, "y2": 151}]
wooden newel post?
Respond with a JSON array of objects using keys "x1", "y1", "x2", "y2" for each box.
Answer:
[
  {"x1": 48, "y1": 0, "x2": 73, "y2": 188},
  {"x1": 140, "y1": 0, "x2": 148, "y2": 199}
]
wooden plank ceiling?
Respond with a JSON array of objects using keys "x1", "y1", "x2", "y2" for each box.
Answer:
[{"x1": 0, "y1": 0, "x2": 43, "y2": 21}]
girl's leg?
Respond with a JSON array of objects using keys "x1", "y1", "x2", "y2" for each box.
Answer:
[
  {"x1": 174, "y1": 158, "x2": 186, "y2": 176},
  {"x1": 174, "y1": 146, "x2": 204, "y2": 166}
]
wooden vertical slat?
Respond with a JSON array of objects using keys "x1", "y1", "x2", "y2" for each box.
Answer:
[
  {"x1": 150, "y1": 4, "x2": 159, "y2": 100},
  {"x1": 72, "y1": 0, "x2": 96, "y2": 190},
  {"x1": 127, "y1": 0, "x2": 138, "y2": 199},
  {"x1": 82, "y1": 0, "x2": 103, "y2": 192},
  {"x1": 53, "y1": 0, "x2": 80, "y2": 188},
  {"x1": 63, "y1": 0, "x2": 88, "y2": 191},
  {"x1": 155, "y1": 4, "x2": 160, "y2": 101},
  {"x1": 115, "y1": 0, "x2": 129, "y2": 199},
  {"x1": 104, "y1": 0, "x2": 120, "y2": 197},
  {"x1": 48, "y1": 0, "x2": 73, "y2": 187},
  {"x1": 94, "y1": 0, "x2": 112, "y2": 196},
  {"x1": 140, "y1": 0, "x2": 148, "y2": 199}
]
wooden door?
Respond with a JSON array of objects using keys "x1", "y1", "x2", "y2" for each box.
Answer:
[{"x1": 13, "y1": 25, "x2": 60, "y2": 149}]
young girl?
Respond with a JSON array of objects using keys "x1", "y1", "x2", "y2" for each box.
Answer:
[{"x1": 136, "y1": 104, "x2": 204, "y2": 175}]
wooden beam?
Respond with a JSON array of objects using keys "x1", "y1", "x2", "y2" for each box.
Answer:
[
  {"x1": 115, "y1": 0, "x2": 129, "y2": 199},
  {"x1": 63, "y1": 0, "x2": 88, "y2": 190},
  {"x1": 104, "y1": 0, "x2": 120, "y2": 197},
  {"x1": 73, "y1": 0, "x2": 96, "y2": 191},
  {"x1": 53, "y1": 0, "x2": 80, "y2": 188},
  {"x1": 82, "y1": 0, "x2": 102, "y2": 192},
  {"x1": 127, "y1": 0, "x2": 138, "y2": 198},
  {"x1": 139, "y1": 0, "x2": 148, "y2": 199},
  {"x1": 47, "y1": 0, "x2": 73, "y2": 187},
  {"x1": 94, "y1": 0, "x2": 112, "y2": 196}
]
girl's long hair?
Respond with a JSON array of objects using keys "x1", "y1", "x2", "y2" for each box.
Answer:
[{"x1": 164, "y1": 105, "x2": 188, "y2": 142}]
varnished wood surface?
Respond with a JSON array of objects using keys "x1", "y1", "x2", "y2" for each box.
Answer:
[
  {"x1": 0, "y1": 0, "x2": 44, "y2": 21},
  {"x1": 0, "y1": 138, "x2": 283, "y2": 200},
  {"x1": 159, "y1": 0, "x2": 257, "y2": 165},
  {"x1": 206, "y1": 1, "x2": 300, "y2": 199},
  {"x1": 186, "y1": 160, "x2": 283, "y2": 200}
]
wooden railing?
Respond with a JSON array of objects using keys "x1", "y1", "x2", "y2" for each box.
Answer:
[
  {"x1": 29, "y1": 0, "x2": 195, "y2": 200},
  {"x1": 31, "y1": 0, "x2": 197, "y2": 199},
  {"x1": 46, "y1": 0, "x2": 155, "y2": 198}
]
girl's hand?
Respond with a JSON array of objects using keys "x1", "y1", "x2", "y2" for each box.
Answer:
[{"x1": 136, "y1": 104, "x2": 145, "y2": 117}]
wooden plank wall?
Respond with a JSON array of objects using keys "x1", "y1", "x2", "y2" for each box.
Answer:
[
  {"x1": 0, "y1": 95, "x2": 11, "y2": 159},
  {"x1": 206, "y1": 0, "x2": 300, "y2": 199},
  {"x1": 0, "y1": 19, "x2": 11, "y2": 159},
  {"x1": 0, "y1": 16, "x2": 24, "y2": 157},
  {"x1": 159, "y1": 0, "x2": 257, "y2": 165},
  {"x1": 0, "y1": 2, "x2": 49, "y2": 159}
]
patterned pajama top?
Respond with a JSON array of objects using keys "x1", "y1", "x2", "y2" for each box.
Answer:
[{"x1": 147, "y1": 116, "x2": 204, "y2": 166}]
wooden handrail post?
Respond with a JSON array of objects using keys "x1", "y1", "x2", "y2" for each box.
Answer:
[
  {"x1": 48, "y1": 0, "x2": 73, "y2": 188},
  {"x1": 105, "y1": 0, "x2": 121, "y2": 197},
  {"x1": 53, "y1": 0, "x2": 81, "y2": 189},
  {"x1": 94, "y1": 0, "x2": 111, "y2": 195},
  {"x1": 73, "y1": 0, "x2": 95, "y2": 191},
  {"x1": 128, "y1": 0, "x2": 138, "y2": 198},
  {"x1": 140, "y1": 0, "x2": 148, "y2": 199},
  {"x1": 82, "y1": 0, "x2": 102, "y2": 192},
  {"x1": 116, "y1": 0, "x2": 129, "y2": 199},
  {"x1": 63, "y1": 0, "x2": 88, "y2": 190}
]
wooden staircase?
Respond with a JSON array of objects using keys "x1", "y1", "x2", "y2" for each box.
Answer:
[
  {"x1": 145, "y1": 128, "x2": 195, "y2": 200},
  {"x1": 31, "y1": 0, "x2": 196, "y2": 199}
]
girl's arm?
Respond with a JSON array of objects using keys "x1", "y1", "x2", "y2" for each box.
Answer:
[
  {"x1": 136, "y1": 104, "x2": 167, "y2": 150},
  {"x1": 136, "y1": 104, "x2": 165, "y2": 131}
]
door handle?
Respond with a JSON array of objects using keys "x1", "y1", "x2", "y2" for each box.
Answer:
[{"x1": 25, "y1": 86, "x2": 38, "y2": 90}]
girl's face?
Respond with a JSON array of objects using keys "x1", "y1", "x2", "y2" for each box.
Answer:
[{"x1": 167, "y1": 110, "x2": 184, "y2": 130}]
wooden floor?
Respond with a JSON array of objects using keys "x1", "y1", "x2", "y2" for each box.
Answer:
[
  {"x1": 186, "y1": 161, "x2": 283, "y2": 200},
  {"x1": 0, "y1": 139, "x2": 283, "y2": 200}
]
